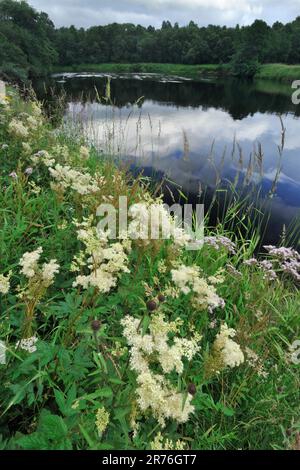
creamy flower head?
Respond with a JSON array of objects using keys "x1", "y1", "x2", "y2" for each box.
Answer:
[
  {"x1": 80, "y1": 145, "x2": 90, "y2": 160},
  {"x1": 8, "y1": 119, "x2": 29, "y2": 139},
  {"x1": 171, "y1": 264, "x2": 225, "y2": 312},
  {"x1": 19, "y1": 247, "x2": 43, "y2": 278},
  {"x1": 42, "y1": 260, "x2": 60, "y2": 283},
  {"x1": 16, "y1": 336, "x2": 38, "y2": 353},
  {"x1": 0, "y1": 272, "x2": 11, "y2": 294},
  {"x1": 95, "y1": 407, "x2": 109, "y2": 436},
  {"x1": 214, "y1": 324, "x2": 244, "y2": 368},
  {"x1": 122, "y1": 314, "x2": 200, "y2": 426}
]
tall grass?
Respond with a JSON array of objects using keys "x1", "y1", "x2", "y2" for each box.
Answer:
[{"x1": 0, "y1": 85, "x2": 300, "y2": 451}]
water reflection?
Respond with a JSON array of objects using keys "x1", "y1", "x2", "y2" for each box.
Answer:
[{"x1": 35, "y1": 73, "x2": 300, "y2": 245}]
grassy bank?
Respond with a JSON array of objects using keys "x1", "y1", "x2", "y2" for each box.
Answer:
[
  {"x1": 53, "y1": 62, "x2": 300, "y2": 83},
  {"x1": 256, "y1": 64, "x2": 300, "y2": 83},
  {"x1": 1, "y1": 86, "x2": 300, "y2": 450}
]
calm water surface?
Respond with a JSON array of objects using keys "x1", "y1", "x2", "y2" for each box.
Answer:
[{"x1": 35, "y1": 73, "x2": 300, "y2": 245}]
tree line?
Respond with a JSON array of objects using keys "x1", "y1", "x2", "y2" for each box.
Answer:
[{"x1": 1, "y1": 0, "x2": 300, "y2": 82}]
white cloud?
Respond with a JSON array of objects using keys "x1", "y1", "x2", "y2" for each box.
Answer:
[{"x1": 27, "y1": 0, "x2": 299, "y2": 28}]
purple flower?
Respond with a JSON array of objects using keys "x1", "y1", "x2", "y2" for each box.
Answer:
[
  {"x1": 9, "y1": 172, "x2": 18, "y2": 179},
  {"x1": 24, "y1": 167, "x2": 33, "y2": 176}
]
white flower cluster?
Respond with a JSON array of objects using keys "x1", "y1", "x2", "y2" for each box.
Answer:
[
  {"x1": 8, "y1": 119, "x2": 29, "y2": 139},
  {"x1": 213, "y1": 324, "x2": 244, "y2": 369},
  {"x1": 0, "y1": 272, "x2": 11, "y2": 294},
  {"x1": 19, "y1": 247, "x2": 59, "y2": 285},
  {"x1": 150, "y1": 432, "x2": 186, "y2": 450},
  {"x1": 16, "y1": 336, "x2": 38, "y2": 353},
  {"x1": 26, "y1": 115, "x2": 39, "y2": 130},
  {"x1": 72, "y1": 217, "x2": 131, "y2": 293},
  {"x1": 121, "y1": 314, "x2": 201, "y2": 426},
  {"x1": 49, "y1": 164, "x2": 102, "y2": 195},
  {"x1": 80, "y1": 145, "x2": 90, "y2": 160},
  {"x1": 0, "y1": 92, "x2": 9, "y2": 107},
  {"x1": 31, "y1": 150, "x2": 55, "y2": 168},
  {"x1": 31, "y1": 102, "x2": 42, "y2": 117},
  {"x1": 128, "y1": 200, "x2": 191, "y2": 247},
  {"x1": 171, "y1": 265, "x2": 225, "y2": 312}
]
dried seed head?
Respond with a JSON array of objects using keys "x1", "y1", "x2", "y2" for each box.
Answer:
[
  {"x1": 188, "y1": 383, "x2": 197, "y2": 396},
  {"x1": 91, "y1": 320, "x2": 101, "y2": 332},
  {"x1": 146, "y1": 300, "x2": 158, "y2": 312}
]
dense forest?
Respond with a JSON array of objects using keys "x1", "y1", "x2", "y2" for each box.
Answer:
[{"x1": 1, "y1": 0, "x2": 300, "y2": 81}]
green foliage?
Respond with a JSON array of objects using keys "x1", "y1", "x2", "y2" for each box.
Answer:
[
  {"x1": 1, "y1": 75, "x2": 300, "y2": 451},
  {"x1": 1, "y1": 1, "x2": 300, "y2": 82},
  {"x1": 230, "y1": 52, "x2": 260, "y2": 79},
  {"x1": 0, "y1": 0, "x2": 57, "y2": 82}
]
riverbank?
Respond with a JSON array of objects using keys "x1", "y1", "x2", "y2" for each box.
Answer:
[
  {"x1": 53, "y1": 63, "x2": 300, "y2": 83},
  {"x1": 52, "y1": 63, "x2": 227, "y2": 80},
  {"x1": 1, "y1": 85, "x2": 300, "y2": 450}
]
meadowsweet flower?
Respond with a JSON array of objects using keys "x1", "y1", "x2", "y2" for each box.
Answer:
[
  {"x1": 28, "y1": 181, "x2": 41, "y2": 195},
  {"x1": 213, "y1": 324, "x2": 244, "y2": 369},
  {"x1": 31, "y1": 150, "x2": 55, "y2": 167},
  {"x1": 41, "y1": 260, "x2": 60, "y2": 283},
  {"x1": 171, "y1": 264, "x2": 225, "y2": 312},
  {"x1": 22, "y1": 142, "x2": 32, "y2": 155},
  {"x1": 49, "y1": 164, "x2": 100, "y2": 195},
  {"x1": 95, "y1": 407, "x2": 109, "y2": 436},
  {"x1": 128, "y1": 200, "x2": 191, "y2": 247},
  {"x1": 136, "y1": 371, "x2": 194, "y2": 426},
  {"x1": 157, "y1": 260, "x2": 167, "y2": 274},
  {"x1": 0, "y1": 272, "x2": 11, "y2": 294},
  {"x1": 80, "y1": 145, "x2": 90, "y2": 160},
  {"x1": 24, "y1": 167, "x2": 33, "y2": 176},
  {"x1": 19, "y1": 247, "x2": 43, "y2": 279},
  {"x1": 31, "y1": 102, "x2": 42, "y2": 117},
  {"x1": 8, "y1": 119, "x2": 29, "y2": 139},
  {"x1": 122, "y1": 314, "x2": 200, "y2": 426},
  {"x1": 150, "y1": 432, "x2": 186, "y2": 450},
  {"x1": 16, "y1": 336, "x2": 38, "y2": 353},
  {"x1": 245, "y1": 347, "x2": 268, "y2": 377},
  {"x1": 72, "y1": 218, "x2": 130, "y2": 293},
  {"x1": 26, "y1": 115, "x2": 38, "y2": 130}
]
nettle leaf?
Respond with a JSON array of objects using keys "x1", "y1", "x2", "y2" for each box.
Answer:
[
  {"x1": 39, "y1": 411, "x2": 68, "y2": 441},
  {"x1": 54, "y1": 389, "x2": 67, "y2": 415},
  {"x1": 54, "y1": 385, "x2": 79, "y2": 417},
  {"x1": 17, "y1": 433, "x2": 49, "y2": 450},
  {"x1": 36, "y1": 341, "x2": 58, "y2": 367},
  {"x1": 17, "y1": 410, "x2": 72, "y2": 450}
]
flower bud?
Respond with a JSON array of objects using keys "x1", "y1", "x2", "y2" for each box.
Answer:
[
  {"x1": 188, "y1": 383, "x2": 197, "y2": 396},
  {"x1": 91, "y1": 320, "x2": 101, "y2": 332},
  {"x1": 146, "y1": 300, "x2": 158, "y2": 312},
  {"x1": 158, "y1": 294, "x2": 166, "y2": 303}
]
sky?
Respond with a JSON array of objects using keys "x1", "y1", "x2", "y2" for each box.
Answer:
[{"x1": 27, "y1": 0, "x2": 300, "y2": 29}]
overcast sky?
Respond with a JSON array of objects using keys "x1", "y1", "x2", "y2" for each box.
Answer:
[{"x1": 27, "y1": 0, "x2": 300, "y2": 28}]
